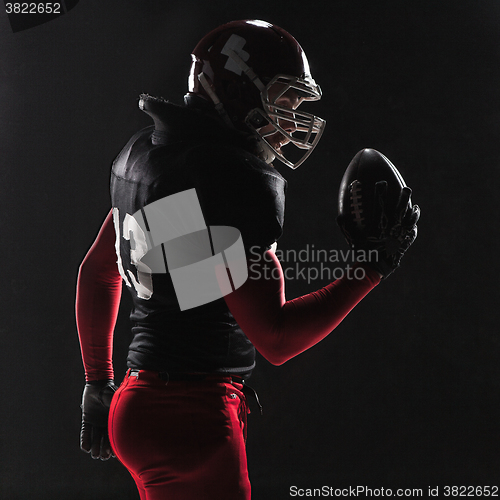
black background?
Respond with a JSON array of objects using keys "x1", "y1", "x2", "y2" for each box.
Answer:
[{"x1": 1, "y1": 0, "x2": 499, "y2": 498}]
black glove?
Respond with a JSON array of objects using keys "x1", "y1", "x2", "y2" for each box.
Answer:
[
  {"x1": 80, "y1": 380, "x2": 118, "y2": 460},
  {"x1": 338, "y1": 182, "x2": 420, "y2": 278}
]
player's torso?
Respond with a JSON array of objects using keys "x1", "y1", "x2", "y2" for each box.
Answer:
[{"x1": 110, "y1": 125, "x2": 259, "y2": 375}]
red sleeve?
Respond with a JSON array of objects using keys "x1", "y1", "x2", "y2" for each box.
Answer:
[
  {"x1": 224, "y1": 250, "x2": 381, "y2": 366},
  {"x1": 76, "y1": 210, "x2": 122, "y2": 382}
]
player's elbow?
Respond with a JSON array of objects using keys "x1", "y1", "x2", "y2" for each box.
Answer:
[
  {"x1": 77, "y1": 257, "x2": 90, "y2": 281},
  {"x1": 78, "y1": 255, "x2": 100, "y2": 284},
  {"x1": 78, "y1": 251, "x2": 98, "y2": 276},
  {"x1": 268, "y1": 355, "x2": 288, "y2": 366},
  {"x1": 78, "y1": 244, "x2": 122, "y2": 285},
  {"x1": 251, "y1": 329, "x2": 293, "y2": 366},
  {"x1": 258, "y1": 346, "x2": 290, "y2": 366}
]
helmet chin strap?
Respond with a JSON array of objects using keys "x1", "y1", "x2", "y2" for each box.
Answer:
[{"x1": 197, "y1": 73, "x2": 235, "y2": 129}]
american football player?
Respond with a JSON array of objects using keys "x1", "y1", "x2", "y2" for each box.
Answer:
[{"x1": 76, "y1": 19, "x2": 418, "y2": 500}]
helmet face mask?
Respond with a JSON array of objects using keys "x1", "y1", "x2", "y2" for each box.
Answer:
[
  {"x1": 188, "y1": 20, "x2": 326, "y2": 169},
  {"x1": 245, "y1": 75, "x2": 326, "y2": 169}
]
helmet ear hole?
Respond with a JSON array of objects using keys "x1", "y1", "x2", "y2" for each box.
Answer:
[{"x1": 225, "y1": 80, "x2": 258, "y2": 108}]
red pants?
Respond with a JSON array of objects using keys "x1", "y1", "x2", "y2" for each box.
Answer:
[{"x1": 108, "y1": 370, "x2": 251, "y2": 500}]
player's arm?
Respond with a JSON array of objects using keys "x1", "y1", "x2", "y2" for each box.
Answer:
[
  {"x1": 76, "y1": 209, "x2": 122, "y2": 381},
  {"x1": 224, "y1": 250, "x2": 381, "y2": 366},
  {"x1": 224, "y1": 149, "x2": 419, "y2": 365},
  {"x1": 76, "y1": 210, "x2": 122, "y2": 460}
]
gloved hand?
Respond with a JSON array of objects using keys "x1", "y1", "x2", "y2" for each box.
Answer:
[
  {"x1": 80, "y1": 380, "x2": 118, "y2": 460},
  {"x1": 337, "y1": 148, "x2": 420, "y2": 279},
  {"x1": 338, "y1": 182, "x2": 420, "y2": 278},
  {"x1": 366, "y1": 182, "x2": 420, "y2": 277}
]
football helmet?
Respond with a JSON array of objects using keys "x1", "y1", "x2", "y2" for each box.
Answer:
[{"x1": 187, "y1": 19, "x2": 326, "y2": 169}]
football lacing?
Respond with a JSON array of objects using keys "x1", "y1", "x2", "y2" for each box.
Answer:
[{"x1": 349, "y1": 181, "x2": 365, "y2": 229}]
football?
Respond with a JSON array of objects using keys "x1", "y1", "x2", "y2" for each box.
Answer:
[{"x1": 338, "y1": 148, "x2": 410, "y2": 244}]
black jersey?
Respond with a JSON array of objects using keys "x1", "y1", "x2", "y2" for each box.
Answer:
[{"x1": 110, "y1": 95, "x2": 286, "y2": 378}]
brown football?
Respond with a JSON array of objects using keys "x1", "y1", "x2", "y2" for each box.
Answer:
[{"x1": 338, "y1": 148, "x2": 410, "y2": 240}]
